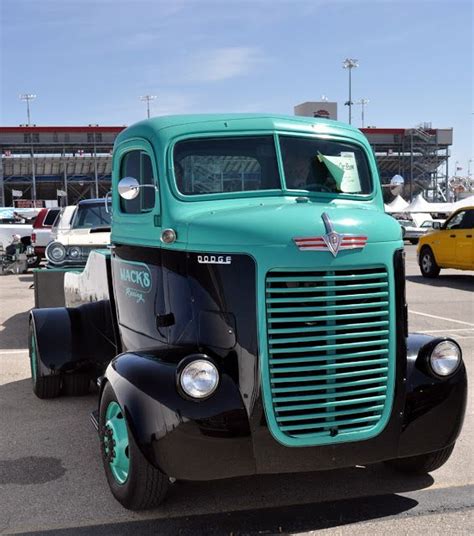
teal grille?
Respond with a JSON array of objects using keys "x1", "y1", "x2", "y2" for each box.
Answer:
[{"x1": 265, "y1": 267, "x2": 391, "y2": 443}]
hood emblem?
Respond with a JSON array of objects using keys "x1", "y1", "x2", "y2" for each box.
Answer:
[{"x1": 293, "y1": 212, "x2": 367, "y2": 257}]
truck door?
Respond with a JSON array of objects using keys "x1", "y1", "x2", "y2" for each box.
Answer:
[
  {"x1": 436, "y1": 210, "x2": 464, "y2": 266},
  {"x1": 110, "y1": 139, "x2": 167, "y2": 350},
  {"x1": 453, "y1": 209, "x2": 474, "y2": 268}
]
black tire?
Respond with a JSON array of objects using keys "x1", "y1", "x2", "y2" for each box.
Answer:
[
  {"x1": 27, "y1": 255, "x2": 41, "y2": 268},
  {"x1": 419, "y1": 246, "x2": 440, "y2": 278},
  {"x1": 29, "y1": 322, "x2": 61, "y2": 399},
  {"x1": 99, "y1": 381, "x2": 169, "y2": 510},
  {"x1": 62, "y1": 374, "x2": 91, "y2": 396},
  {"x1": 385, "y1": 444, "x2": 455, "y2": 475}
]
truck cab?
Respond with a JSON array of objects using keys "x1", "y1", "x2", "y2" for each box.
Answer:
[{"x1": 29, "y1": 114, "x2": 467, "y2": 510}]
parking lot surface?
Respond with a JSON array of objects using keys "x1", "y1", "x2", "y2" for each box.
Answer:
[{"x1": 0, "y1": 245, "x2": 472, "y2": 535}]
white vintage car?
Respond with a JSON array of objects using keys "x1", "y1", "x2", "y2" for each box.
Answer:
[
  {"x1": 45, "y1": 199, "x2": 111, "y2": 268},
  {"x1": 0, "y1": 208, "x2": 41, "y2": 250}
]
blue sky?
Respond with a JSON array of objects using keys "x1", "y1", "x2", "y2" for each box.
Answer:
[{"x1": 1, "y1": 0, "x2": 472, "y2": 170}]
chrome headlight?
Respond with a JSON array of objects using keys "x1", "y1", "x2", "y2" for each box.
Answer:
[
  {"x1": 179, "y1": 359, "x2": 219, "y2": 399},
  {"x1": 68, "y1": 246, "x2": 81, "y2": 260},
  {"x1": 46, "y1": 242, "x2": 66, "y2": 263},
  {"x1": 429, "y1": 340, "x2": 461, "y2": 377}
]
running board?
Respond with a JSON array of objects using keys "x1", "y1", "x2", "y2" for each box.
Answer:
[{"x1": 90, "y1": 410, "x2": 99, "y2": 431}]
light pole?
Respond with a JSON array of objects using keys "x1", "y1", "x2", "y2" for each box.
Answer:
[
  {"x1": 19, "y1": 93, "x2": 36, "y2": 125},
  {"x1": 356, "y1": 98, "x2": 369, "y2": 128},
  {"x1": 140, "y1": 95, "x2": 157, "y2": 119},
  {"x1": 342, "y1": 58, "x2": 359, "y2": 125},
  {"x1": 19, "y1": 94, "x2": 38, "y2": 203}
]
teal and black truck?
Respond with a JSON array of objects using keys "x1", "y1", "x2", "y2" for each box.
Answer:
[{"x1": 30, "y1": 114, "x2": 467, "y2": 510}]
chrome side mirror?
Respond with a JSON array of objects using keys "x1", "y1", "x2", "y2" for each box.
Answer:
[
  {"x1": 432, "y1": 221, "x2": 442, "y2": 230},
  {"x1": 118, "y1": 177, "x2": 140, "y2": 200}
]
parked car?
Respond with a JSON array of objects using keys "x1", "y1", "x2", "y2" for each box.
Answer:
[
  {"x1": 50, "y1": 205, "x2": 77, "y2": 241},
  {"x1": 0, "y1": 208, "x2": 37, "y2": 250},
  {"x1": 398, "y1": 220, "x2": 422, "y2": 244},
  {"x1": 31, "y1": 207, "x2": 60, "y2": 257},
  {"x1": 417, "y1": 207, "x2": 474, "y2": 277},
  {"x1": 398, "y1": 219, "x2": 445, "y2": 244},
  {"x1": 45, "y1": 199, "x2": 111, "y2": 268}
]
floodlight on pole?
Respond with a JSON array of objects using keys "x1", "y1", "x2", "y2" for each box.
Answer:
[
  {"x1": 342, "y1": 58, "x2": 359, "y2": 125},
  {"x1": 19, "y1": 93, "x2": 36, "y2": 125},
  {"x1": 356, "y1": 98, "x2": 369, "y2": 128},
  {"x1": 140, "y1": 95, "x2": 157, "y2": 119}
]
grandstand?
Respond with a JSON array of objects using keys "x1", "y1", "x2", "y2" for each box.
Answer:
[
  {"x1": 0, "y1": 126, "x2": 122, "y2": 207},
  {"x1": 0, "y1": 123, "x2": 453, "y2": 207}
]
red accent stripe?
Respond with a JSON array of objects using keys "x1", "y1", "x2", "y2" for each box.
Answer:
[{"x1": 294, "y1": 235, "x2": 367, "y2": 251}]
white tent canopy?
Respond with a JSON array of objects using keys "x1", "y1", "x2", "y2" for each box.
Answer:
[
  {"x1": 384, "y1": 193, "x2": 473, "y2": 215},
  {"x1": 405, "y1": 194, "x2": 432, "y2": 213},
  {"x1": 406, "y1": 194, "x2": 453, "y2": 213},
  {"x1": 453, "y1": 195, "x2": 474, "y2": 210},
  {"x1": 384, "y1": 195, "x2": 410, "y2": 213}
]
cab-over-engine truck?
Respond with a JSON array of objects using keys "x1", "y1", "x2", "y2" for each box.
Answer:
[{"x1": 30, "y1": 114, "x2": 467, "y2": 510}]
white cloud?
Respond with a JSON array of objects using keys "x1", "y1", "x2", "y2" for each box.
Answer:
[{"x1": 189, "y1": 47, "x2": 264, "y2": 82}]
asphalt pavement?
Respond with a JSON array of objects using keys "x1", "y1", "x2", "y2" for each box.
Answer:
[{"x1": 0, "y1": 244, "x2": 472, "y2": 535}]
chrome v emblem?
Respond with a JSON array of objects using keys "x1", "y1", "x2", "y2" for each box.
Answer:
[
  {"x1": 321, "y1": 213, "x2": 343, "y2": 257},
  {"x1": 293, "y1": 213, "x2": 368, "y2": 255}
]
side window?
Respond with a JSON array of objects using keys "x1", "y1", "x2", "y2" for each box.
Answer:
[
  {"x1": 446, "y1": 211, "x2": 465, "y2": 230},
  {"x1": 460, "y1": 210, "x2": 474, "y2": 229},
  {"x1": 119, "y1": 150, "x2": 156, "y2": 214}
]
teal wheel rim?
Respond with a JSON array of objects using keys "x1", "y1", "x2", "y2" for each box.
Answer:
[
  {"x1": 104, "y1": 401, "x2": 130, "y2": 484},
  {"x1": 30, "y1": 331, "x2": 37, "y2": 382}
]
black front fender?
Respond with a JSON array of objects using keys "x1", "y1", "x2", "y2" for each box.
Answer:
[
  {"x1": 104, "y1": 350, "x2": 255, "y2": 480},
  {"x1": 398, "y1": 333, "x2": 468, "y2": 457}
]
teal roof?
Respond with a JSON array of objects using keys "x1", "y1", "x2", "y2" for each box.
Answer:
[{"x1": 116, "y1": 113, "x2": 365, "y2": 145}]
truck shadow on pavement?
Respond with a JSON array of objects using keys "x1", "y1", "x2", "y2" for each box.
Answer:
[
  {"x1": 407, "y1": 274, "x2": 474, "y2": 291},
  {"x1": 13, "y1": 493, "x2": 421, "y2": 535},
  {"x1": 1, "y1": 379, "x2": 436, "y2": 536},
  {"x1": 0, "y1": 311, "x2": 30, "y2": 349}
]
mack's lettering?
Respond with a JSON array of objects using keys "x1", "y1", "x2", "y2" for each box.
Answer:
[
  {"x1": 197, "y1": 255, "x2": 232, "y2": 265},
  {"x1": 119, "y1": 267, "x2": 151, "y2": 289}
]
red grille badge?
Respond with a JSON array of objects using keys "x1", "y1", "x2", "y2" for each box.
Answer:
[{"x1": 294, "y1": 212, "x2": 367, "y2": 257}]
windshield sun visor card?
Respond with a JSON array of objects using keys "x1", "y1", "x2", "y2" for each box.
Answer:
[{"x1": 317, "y1": 151, "x2": 361, "y2": 193}]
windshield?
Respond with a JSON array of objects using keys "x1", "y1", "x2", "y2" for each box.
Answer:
[
  {"x1": 280, "y1": 136, "x2": 372, "y2": 194},
  {"x1": 173, "y1": 135, "x2": 373, "y2": 197},
  {"x1": 173, "y1": 136, "x2": 280, "y2": 195},
  {"x1": 72, "y1": 203, "x2": 111, "y2": 229}
]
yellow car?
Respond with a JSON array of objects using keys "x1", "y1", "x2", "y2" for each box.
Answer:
[{"x1": 417, "y1": 207, "x2": 474, "y2": 277}]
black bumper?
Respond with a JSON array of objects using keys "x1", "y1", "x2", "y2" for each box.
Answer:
[{"x1": 104, "y1": 333, "x2": 467, "y2": 481}]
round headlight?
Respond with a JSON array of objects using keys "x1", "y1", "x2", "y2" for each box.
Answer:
[
  {"x1": 68, "y1": 246, "x2": 81, "y2": 259},
  {"x1": 180, "y1": 360, "x2": 219, "y2": 399},
  {"x1": 46, "y1": 242, "x2": 66, "y2": 263},
  {"x1": 429, "y1": 340, "x2": 461, "y2": 377}
]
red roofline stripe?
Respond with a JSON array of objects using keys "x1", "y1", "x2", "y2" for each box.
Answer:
[{"x1": 0, "y1": 126, "x2": 126, "y2": 133}]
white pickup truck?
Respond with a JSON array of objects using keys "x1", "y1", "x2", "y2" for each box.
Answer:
[{"x1": 0, "y1": 208, "x2": 41, "y2": 250}]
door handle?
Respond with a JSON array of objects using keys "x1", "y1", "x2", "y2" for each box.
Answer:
[
  {"x1": 466, "y1": 235, "x2": 473, "y2": 238},
  {"x1": 449, "y1": 234, "x2": 456, "y2": 238}
]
